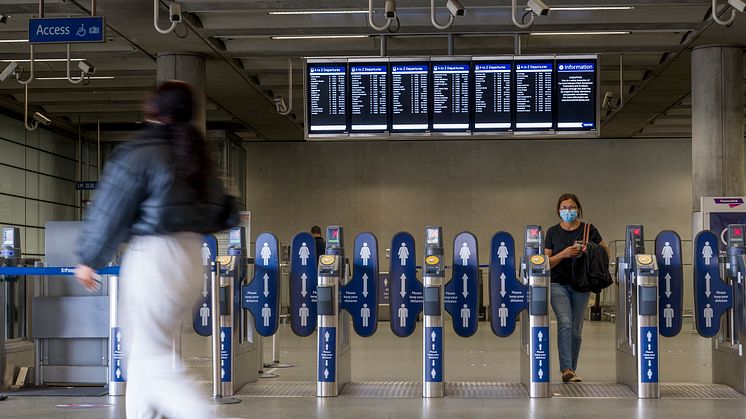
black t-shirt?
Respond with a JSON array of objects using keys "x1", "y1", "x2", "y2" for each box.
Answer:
[
  {"x1": 314, "y1": 236, "x2": 325, "y2": 261},
  {"x1": 544, "y1": 222, "x2": 603, "y2": 285}
]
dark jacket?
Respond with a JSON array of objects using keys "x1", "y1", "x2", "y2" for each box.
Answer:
[
  {"x1": 572, "y1": 241, "x2": 613, "y2": 293},
  {"x1": 77, "y1": 124, "x2": 238, "y2": 269}
]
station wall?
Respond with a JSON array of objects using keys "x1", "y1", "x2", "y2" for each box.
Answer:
[{"x1": 244, "y1": 138, "x2": 693, "y2": 262}]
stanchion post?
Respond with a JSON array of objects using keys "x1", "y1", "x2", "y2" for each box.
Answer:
[{"x1": 211, "y1": 261, "x2": 222, "y2": 400}]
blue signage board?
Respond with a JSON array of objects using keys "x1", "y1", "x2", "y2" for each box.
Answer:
[
  {"x1": 193, "y1": 235, "x2": 217, "y2": 337},
  {"x1": 220, "y1": 327, "x2": 232, "y2": 382},
  {"x1": 444, "y1": 232, "x2": 479, "y2": 337},
  {"x1": 424, "y1": 326, "x2": 443, "y2": 383},
  {"x1": 489, "y1": 232, "x2": 528, "y2": 337},
  {"x1": 378, "y1": 272, "x2": 390, "y2": 304},
  {"x1": 341, "y1": 233, "x2": 379, "y2": 337},
  {"x1": 709, "y1": 212, "x2": 746, "y2": 251},
  {"x1": 242, "y1": 232, "x2": 280, "y2": 337},
  {"x1": 289, "y1": 232, "x2": 318, "y2": 337},
  {"x1": 389, "y1": 232, "x2": 423, "y2": 337},
  {"x1": 110, "y1": 327, "x2": 125, "y2": 383},
  {"x1": 639, "y1": 326, "x2": 658, "y2": 383},
  {"x1": 29, "y1": 17, "x2": 106, "y2": 44},
  {"x1": 655, "y1": 231, "x2": 683, "y2": 337},
  {"x1": 75, "y1": 181, "x2": 98, "y2": 191},
  {"x1": 694, "y1": 230, "x2": 733, "y2": 337},
  {"x1": 531, "y1": 326, "x2": 549, "y2": 382},
  {"x1": 318, "y1": 327, "x2": 336, "y2": 382}
]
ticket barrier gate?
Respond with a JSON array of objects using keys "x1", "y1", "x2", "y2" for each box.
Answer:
[
  {"x1": 316, "y1": 226, "x2": 352, "y2": 397},
  {"x1": 422, "y1": 226, "x2": 445, "y2": 398}
]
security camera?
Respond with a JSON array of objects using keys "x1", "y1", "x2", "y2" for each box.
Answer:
[
  {"x1": 32, "y1": 112, "x2": 51, "y2": 126},
  {"x1": 527, "y1": 0, "x2": 550, "y2": 16},
  {"x1": 446, "y1": 0, "x2": 465, "y2": 17},
  {"x1": 602, "y1": 91, "x2": 617, "y2": 111},
  {"x1": 0, "y1": 14, "x2": 9, "y2": 24},
  {"x1": 169, "y1": 1, "x2": 182, "y2": 23},
  {"x1": 384, "y1": 0, "x2": 397, "y2": 19},
  {"x1": 77, "y1": 60, "x2": 95, "y2": 75},
  {"x1": 728, "y1": 0, "x2": 746, "y2": 12},
  {"x1": 0, "y1": 62, "x2": 18, "y2": 82},
  {"x1": 273, "y1": 96, "x2": 287, "y2": 112}
]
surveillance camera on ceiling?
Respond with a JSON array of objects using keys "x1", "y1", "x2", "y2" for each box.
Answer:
[
  {"x1": 446, "y1": 0, "x2": 465, "y2": 17},
  {"x1": 527, "y1": 0, "x2": 550, "y2": 16},
  {"x1": 78, "y1": 60, "x2": 95, "y2": 75},
  {"x1": 602, "y1": 91, "x2": 617, "y2": 111},
  {"x1": 384, "y1": 0, "x2": 397, "y2": 19},
  {"x1": 169, "y1": 1, "x2": 182, "y2": 23},
  {"x1": 0, "y1": 62, "x2": 18, "y2": 82},
  {"x1": 728, "y1": 0, "x2": 746, "y2": 12},
  {"x1": 273, "y1": 96, "x2": 287, "y2": 112},
  {"x1": 0, "y1": 14, "x2": 9, "y2": 24},
  {"x1": 32, "y1": 112, "x2": 51, "y2": 126}
]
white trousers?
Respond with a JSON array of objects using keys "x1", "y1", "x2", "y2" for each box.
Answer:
[{"x1": 120, "y1": 233, "x2": 213, "y2": 419}]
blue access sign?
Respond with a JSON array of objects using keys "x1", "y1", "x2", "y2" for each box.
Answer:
[
  {"x1": 242, "y1": 233, "x2": 280, "y2": 337},
  {"x1": 318, "y1": 327, "x2": 336, "y2": 382},
  {"x1": 110, "y1": 327, "x2": 125, "y2": 383},
  {"x1": 655, "y1": 231, "x2": 683, "y2": 337},
  {"x1": 424, "y1": 326, "x2": 443, "y2": 383},
  {"x1": 532, "y1": 326, "x2": 549, "y2": 383},
  {"x1": 444, "y1": 232, "x2": 479, "y2": 337},
  {"x1": 639, "y1": 326, "x2": 658, "y2": 383},
  {"x1": 220, "y1": 327, "x2": 232, "y2": 382},
  {"x1": 489, "y1": 232, "x2": 527, "y2": 337},
  {"x1": 29, "y1": 17, "x2": 106, "y2": 44},
  {"x1": 289, "y1": 232, "x2": 318, "y2": 337},
  {"x1": 694, "y1": 230, "x2": 732, "y2": 337},
  {"x1": 341, "y1": 233, "x2": 379, "y2": 337},
  {"x1": 389, "y1": 232, "x2": 422, "y2": 337},
  {"x1": 193, "y1": 235, "x2": 217, "y2": 337}
]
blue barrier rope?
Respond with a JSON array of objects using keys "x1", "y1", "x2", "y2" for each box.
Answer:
[{"x1": 0, "y1": 266, "x2": 120, "y2": 276}]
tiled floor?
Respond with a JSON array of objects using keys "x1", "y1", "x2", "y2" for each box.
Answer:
[{"x1": 2, "y1": 320, "x2": 745, "y2": 418}]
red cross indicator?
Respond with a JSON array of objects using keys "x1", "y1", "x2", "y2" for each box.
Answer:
[
  {"x1": 529, "y1": 229, "x2": 538, "y2": 237},
  {"x1": 734, "y1": 228, "x2": 742, "y2": 237},
  {"x1": 633, "y1": 228, "x2": 641, "y2": 236}
]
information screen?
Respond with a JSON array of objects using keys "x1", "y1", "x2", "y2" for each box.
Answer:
[
  {"x1": 473, "y1": 62, "x2": 512, "y2": 131},
  {"x1": 391, "y1": 63, "x2": 429, "y2": 131},
  {"x1": 556, "y1": 60, "x2": 597, "y2": 130},
  {"x1": 307, "y1": 64, "x2": 347, "y2": 133},
  {"x1": 515, "y1": 61, "x2": 553, "y2": 130},
  {"x1": 350, "y1": 63, "x2": 388, "y2": 132},
  {"x1": 432, "y1": 63, "x2": 470, "y2": 131}
]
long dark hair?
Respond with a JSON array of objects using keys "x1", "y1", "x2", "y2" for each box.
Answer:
[
  {"x1": 148, "y1": 81, "x2": 213, "y2": 197},
  {"x1": 556, "y1": 193, "x2": 583, "y2": 219}
]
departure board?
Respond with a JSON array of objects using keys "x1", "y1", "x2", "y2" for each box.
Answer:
[
  {"x1": 473, "y1": 62, "x2": 512, "y2": 131},
  {"x1": 350, "y1": 63, "x2": 388, "y2": 132},
  {"x1": 391, "y1": 63, "x2": 429, "y2": 131},
  {"x1": 307, "y1": 64, "x2": 347, "y2": 133},
  {"x1": 432, "y1": 63, "x2": 470, "y2": 130},
  {"x1": 515, "y1": 61, "x2": 553, "y2": 130},
  {"x1": 556, "y1": 61, "x2": 597, "y2": 130}
]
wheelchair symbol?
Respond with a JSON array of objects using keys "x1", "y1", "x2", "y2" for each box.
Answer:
[{"x1": 76, "y1": 24, "x2": 87, "y2": 37}]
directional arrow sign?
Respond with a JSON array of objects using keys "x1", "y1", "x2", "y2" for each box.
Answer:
[
  {"x1": 242, "y1": 232, "x2": 280, "y2": 337},
  {"x1": 263, "y1": 273, "x2": 270, "y2": 297},
  {"x1": 290, "y1": 232, "x2": 318, "y2": 337},
  {"x1": 705, "y1": 273, "x2": 711, "y2": 297},
  {"x1": 500, "y1": 273, "x2": 506, "y2": 297},
  {"x1": 445, "y1": 232, "x2": 479, "y2": 337},
  {"x1": 656, "y1": 230, "x2": 684, "y2": 337},
  {"x1": 489, "y1": 231, "x2": 528, "y2": 338},
  {"x1": 362, "y1": 273, "x2": 369, "y2": 297},
  {"x1": 318, "y1": 327, "x2": 336, "y2": 383},
  {"x1": 389, "y1": 232, "x2": 422, "y2": 337},
  {"x1": 664, "y1": 274, "x2": 672, "y2": 298},
  {"x1": 400, "y1": 274, "x2": 407, "y2": 298},
  {"x1": 301, "y1": 274, "x2": 308, "y2": 297},
  {"x1": 425, "y1": 326, "x2": 442, "y2": 383},
  {"x1": 340, "y1": 232, "x2": 379, "y2": 337}
]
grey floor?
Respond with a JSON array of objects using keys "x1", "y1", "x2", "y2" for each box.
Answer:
[{"x1": 2, "y1": 319, "x2": 746, "y2": 418}]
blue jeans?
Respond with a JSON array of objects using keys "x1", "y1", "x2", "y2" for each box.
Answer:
[{"x1": 550, "y1": 283, "x2": 591, "y2": 372}]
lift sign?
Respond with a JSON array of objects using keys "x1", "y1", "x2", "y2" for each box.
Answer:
[{"x1": 29, "y1": 17, "x2": 106, "y2": 44}]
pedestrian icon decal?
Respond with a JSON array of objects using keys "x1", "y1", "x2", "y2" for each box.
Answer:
[
  {"x1": 459, "y1": 242, "x2": 471, "y2": 265},
  {"x1": 497, "y1": 242, "x2": 509, "y2": 266},
  {"x1": 299, "y1": 303, "x2": 309, "y2": 327},
  {"x1": 661, "y1": 242, "x2": 673, "y2": 266},
  {"x1": 261, "y1": 242, "x2": 272, "y2": 266},
  {"x1": 398, "y1": 243, "x2": 409, "y2": 266},
  {"x1": 702, "y1": 241, "x2": 713, "y2": 265},
  {"x1": 299, "y1": 242, "x2": 310, "y2": 266},
  {"x1": 360, "y1": 243, "x2": 371, "y2": 266},
  {"x1": 200, "y1": 303, "x2": 210, "y2": 327}
]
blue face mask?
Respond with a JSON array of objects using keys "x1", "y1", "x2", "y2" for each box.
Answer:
[{"x1": 560, "y1": 209, "x2": 578, "y2": 223}]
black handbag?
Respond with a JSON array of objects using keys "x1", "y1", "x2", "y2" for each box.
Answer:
[{"x1": 572, "y1": 223, "x2": 613, "y2": 293}]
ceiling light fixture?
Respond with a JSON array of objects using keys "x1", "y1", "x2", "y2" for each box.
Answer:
[
  {"x1": 268, "y1": 10, "x2": 368, "y2": 15},
  {"x1": 530, "y1": 6, "x2": 634, "y2": 11},
  {"x1": 36, "y1": 76, "x2": 115, "y2": 80},
  {"x1": 529, "y1": 31, "x2": 631, "y2": 36},
  {"x1": 0, "y1": 58, "x2": 85, "y2": 63},
  {"x1": 271, "y1": 35, "x2": 369, "y2": 40},
  {"x1": 0, "y1": 39, "x2": 29, "y2": 43}
]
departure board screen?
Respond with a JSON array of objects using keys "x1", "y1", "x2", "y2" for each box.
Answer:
[
  {"x1": 556, "y1": 60, "x2": 597, "y2": 131},
  {"x1": 432, "y1": 63, "x2": 470, "y2": 131},
  {"x1": 515, "y1": 61, "x2": 553, "y2": 130},
  {"x1": 391, "y1": 63, "x2": 429, "y2": 131},
  {"x1": 307, "y1": 64, "x2": 347, "y2": 133},
  {"x1": 473, "y1": 62, "x2": 512, "y2": 131},
  {"x1": 350, "y1": 63, "x2": 388, "y2": 132}
]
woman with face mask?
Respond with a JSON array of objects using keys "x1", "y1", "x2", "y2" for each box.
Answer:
[{"x1": 544, "y1": 193, "x2": 606, "y2": 383}]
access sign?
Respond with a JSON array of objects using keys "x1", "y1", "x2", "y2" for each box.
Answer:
[
  {"x1": 444, "y1": 232, "x2": 479, "y2": 337},
  {"x1": 29, "y1": 17, "x2": 106, "y2": 44},
  {"x1": 693, "y1": 230, "x2": 732, "y2": 338},
  {"x1": 290, "y1": 232, "x2": 318, "y2": 337},
  {"x1": 242, "y1": 232, "x2": 280, "y2": 337},
  {"x1": 489, "y1": 231, "x2": 527, "y2": 337},
  {"x1": 389, "y1": 232, "x2": 423, "y2": 337},
  {"x1": 341, "y1": 233, "x2": 379, "y2": 337},
  {"x1": 639, "y1": 326, "x2": 658, "y2": 383},
  {"x1": 655, "y1": 231, "x2": 683, "y2": 337}
]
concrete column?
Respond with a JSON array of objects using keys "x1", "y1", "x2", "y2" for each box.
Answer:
[
  {"x1": 691, "y1": 45, "x2": 744, "y2": 211},
  {"x1": 156, "y1": 52, "x2": 206, "y2": 135}
]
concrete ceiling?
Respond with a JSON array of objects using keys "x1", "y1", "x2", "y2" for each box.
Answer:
[{"x1": 0, "y1": 0, "x2": 744, "y2": 141}]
